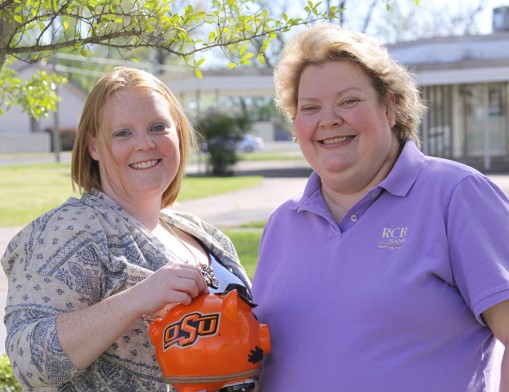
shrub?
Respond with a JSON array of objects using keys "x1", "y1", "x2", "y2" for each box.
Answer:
[
  {"x1": 197, "y1": 111, "x2": 250, "y2": 176},
  {"x1": 0, "y1": 356, "x2": 21, "y2": 392}
]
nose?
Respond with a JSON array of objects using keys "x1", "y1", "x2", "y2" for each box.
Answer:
[
  {"x1": 136, "y1": 132, "x2": 155, "y2": 150},
  {"x1": 319, "y1": 106, "x2": 343, "y2": 128}
]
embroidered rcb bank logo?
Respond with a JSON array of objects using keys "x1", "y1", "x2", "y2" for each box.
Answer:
[
  {"x1": 377, "y1": 226, "x2": 409, "y2": 250},
  {"x1": 163, "y1": 312, "x2": 220, "y2": 350}
]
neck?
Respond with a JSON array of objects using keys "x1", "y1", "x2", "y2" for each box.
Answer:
[
  {"x1": 321, "y1": 187, "x2": 359, "y2": 223},
  {"x1": 103, "y1": 190, "x2": 162, "y2": 230},
  {"x1": 127, "y1": 206, "x2": 161, "y2": 230}
]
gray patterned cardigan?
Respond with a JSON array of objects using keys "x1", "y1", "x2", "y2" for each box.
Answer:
[{"x1": 1, "y1": 190, "x2": 251, "y2": 391}]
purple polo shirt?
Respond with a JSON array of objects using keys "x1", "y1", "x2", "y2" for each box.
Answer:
[{"x1": 252, "y1": 141, "x2": 509, "y2": 391}]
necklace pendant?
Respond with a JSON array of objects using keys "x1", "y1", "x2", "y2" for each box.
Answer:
[
  {"x1": 210, "y1": 277, "x2": 220, "y2": 289},
  {"x1": 200, "y1": 264, "x2": 220, "y2": 289}
]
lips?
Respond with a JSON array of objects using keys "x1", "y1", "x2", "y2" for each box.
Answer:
[
  {"x1": 129, "y1": 159, "x2": 160, "y2": 170},
  {"x1": 320, "y1": 135, "x2": 355, "y2": 145}
]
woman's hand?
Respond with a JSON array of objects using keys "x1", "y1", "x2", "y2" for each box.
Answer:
[
  {"x1": 56, "y1": 262, "x2": 209, "y2": 370},
  {"x1": 129, "y1": 262, "x2": 210, "y2": 315},
  {"x1": 482, "y1": 300, "x2": 509, "y2": 392}
]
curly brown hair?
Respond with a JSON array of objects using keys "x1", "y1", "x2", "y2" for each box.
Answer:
[{"x1": 274, "y1": 23, "x2": 427, "y2": 145}]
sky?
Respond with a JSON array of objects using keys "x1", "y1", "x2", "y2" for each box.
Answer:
[
  {"x1": 344, "y1": 0, "x2": 509, "y2": 38},
  {"x1": 257, "y1": 0, "x2": 509, "y2": 49},
  {"x1": 475, "y1": 0, "x2": 509, "y2": 32},
  {"x1": 202, "y1": 0, "x2": 509, "y2": 68}
]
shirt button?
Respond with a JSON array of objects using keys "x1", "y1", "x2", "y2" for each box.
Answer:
[
  {"x1": 350, "y1": 215, "x2": 358, "y2": 222},
  {"x1": 370, "y1": 192, "x2": 378, "y2": 199}
]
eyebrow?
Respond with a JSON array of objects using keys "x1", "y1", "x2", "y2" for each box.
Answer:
[{"x1": 298, "y1": 86, "x2": 363, "y2": 102}]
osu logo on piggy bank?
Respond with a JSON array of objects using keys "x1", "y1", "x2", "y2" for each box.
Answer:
[{"x1": 163, "y1": 312, "x2": 220, "y2": 349}]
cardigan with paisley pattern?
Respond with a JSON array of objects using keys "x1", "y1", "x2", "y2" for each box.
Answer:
[{"x1": 1, "y1": 190, "x2": 251, "y2": 391}]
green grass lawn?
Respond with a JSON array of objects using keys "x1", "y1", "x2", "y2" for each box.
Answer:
[
  {"x1": 0, "y1": 163, "x2": 265, "y2": 279},
  {"x1": 237, "y1": 151, "x2": 304, "y2": 161},
  {"x1": 179, "y1": 175, "x2": 263, "y2": 201},
  {"x1": 0, "y1": 163, "x2": 263, "y2": 227},
  {"x1": 224, "y1": 228, "x2": 263, "y2": 279},
  {"x1": 0, "y1": 164, "x2": 76, "y2": 227}
]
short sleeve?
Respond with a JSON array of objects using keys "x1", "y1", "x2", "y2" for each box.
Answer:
[{"x1": 446, "y1": 173, "x2": 509, "y2": 324}]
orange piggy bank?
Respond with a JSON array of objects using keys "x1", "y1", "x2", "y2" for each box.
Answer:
[{"x1": 148, "y1": 289, "x2": 271, "y2": 392}]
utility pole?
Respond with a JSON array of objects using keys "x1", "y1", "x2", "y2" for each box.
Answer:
[{"x1": 51, "y1": 24, "x2": 61, "y2": 163}]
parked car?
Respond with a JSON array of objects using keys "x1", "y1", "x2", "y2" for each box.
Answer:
[
  {"x1": 236, "y1": 134, "x2": 264, "y2": 152},
  {"x1": 200, "y1": 134, "x2": 265, "y2": 153}
]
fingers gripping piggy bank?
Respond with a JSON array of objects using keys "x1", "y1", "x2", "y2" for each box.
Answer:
[{"x1": 148, "y1": 289, "x2": 271, "y2": 392}]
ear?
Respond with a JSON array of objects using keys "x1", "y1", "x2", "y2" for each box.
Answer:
[
  {"x1": 384, "y1": 92, "x2": 396, "y2": 127},
  {"x1": 88, "y1": 138, "x2": 99, "y2": 161}
]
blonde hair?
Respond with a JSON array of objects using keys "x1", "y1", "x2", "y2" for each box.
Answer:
[
  {"x1": 274, "y1": 23, "x2": 427, "y2": 145},
  {"x1": 71, "y1": 66, "x2": 196, "y2": 208}
]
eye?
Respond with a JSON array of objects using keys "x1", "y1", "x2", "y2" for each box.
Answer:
[
  {"x1": 113, "y1": 129, "x2": 132, "y2": 138},
  {"x1": 300, "y1": 105, "x2": 319, "y2": 113},
  {"x1": 342, "y1": 98, "x2": 360, "y2": 107},
  {"x1": 151, "y1": 123, "x2": 170, "y2": 133}
]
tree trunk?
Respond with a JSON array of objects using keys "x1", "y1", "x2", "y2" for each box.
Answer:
[{"x1": 0, "y1": 2, "x2": 21, "y2": 72}]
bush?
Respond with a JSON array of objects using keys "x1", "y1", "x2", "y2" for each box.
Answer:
[
  {"x1": 0, "y1": 356, "x2": 21, "y2": 392},
  {"x1": 197, "y1": 111, "x2": 250, "y2": 176}
]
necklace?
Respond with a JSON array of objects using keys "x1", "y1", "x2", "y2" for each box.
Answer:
[
  {"x1": 159, "y1": 217, "x2": 219, "y2": 289},
  {"x1": 320, "y1": 188, "x2": 353, "y2": 223},
  {"x1": 159, "y1": 217, "x2": 199, "y2": 266}
]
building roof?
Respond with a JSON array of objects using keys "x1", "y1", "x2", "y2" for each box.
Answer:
[
  {"x1": 162, "y1": 66, "x2": 275, "y2": 97},
  {"x1": 162, "y1": 29, "x2": 509, "y2": 96},
  {"x1": 388, "y1": 31, "x2": 509, "y2": 67},
  {"x1": 387, "y1": 31, "x2": 509, "y2": 85}
]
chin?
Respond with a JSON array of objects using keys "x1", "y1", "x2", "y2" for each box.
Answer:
[{"x1": 321, "y1": 159, "x2": 352, "y2": 173}]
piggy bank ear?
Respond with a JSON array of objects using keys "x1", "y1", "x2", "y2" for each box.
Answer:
[
  {"x1": 224, "y1": 283, "x2": 256, "y2": 308},
  {"x1": 222, "y1": 289, "x2": 239, "y2": 322}
]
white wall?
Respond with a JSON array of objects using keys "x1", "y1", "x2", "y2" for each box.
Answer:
[
  {"x1": 0, "y1": 104, "x2": 31, "y2": 134},
  {"x1": 0, "y1": 62, "x2": 87, "y2": 153},
  {"x1": 0, "y1": 133, "x2": 51, "y2": 153},
  {"x1": 251, "y1": 121, "x2": 274, "y2": 141},
  {"x1": 38, "y1": 82, "x2": 86, "y2": 132}
]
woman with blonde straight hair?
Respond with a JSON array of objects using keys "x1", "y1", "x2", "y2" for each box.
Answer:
[{"x1": 2, "y1": 67, "x2": 252, "y2": 391}]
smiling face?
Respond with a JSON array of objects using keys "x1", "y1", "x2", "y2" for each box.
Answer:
[
  {"x1": 88, "y1": 87, "x2": 180, "y2": 210},
  {"x1": 295, "y1": 60, "x2": 399, "y2": 194}
]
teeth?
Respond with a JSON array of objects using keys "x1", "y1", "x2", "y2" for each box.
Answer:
[
  {"x1": 130, "y1": 160, "x2": 159, "y2": 170},
  {"x1": 322, "y1": 136, "x2": 352, "y2": 144}
]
